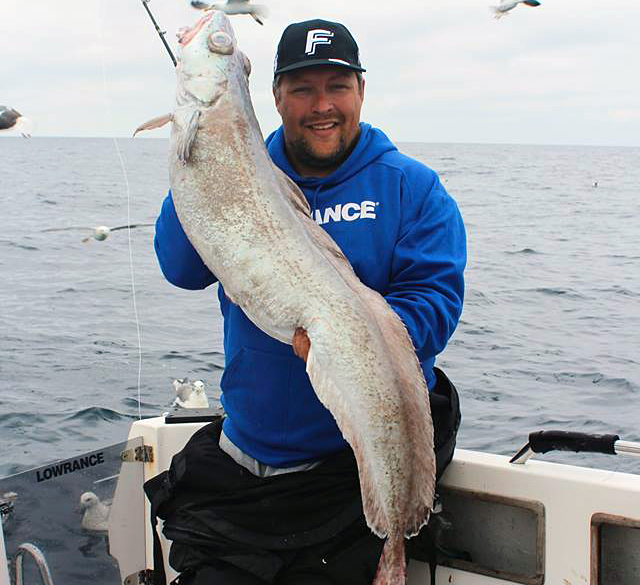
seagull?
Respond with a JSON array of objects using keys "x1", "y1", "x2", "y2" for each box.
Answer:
[
  {"x1": 79, "y1": 491, "x2": 111, "y2": 532},
  {"x1": 491, "y1": 0, "x2": 541, "y2": 18},
  {"x1": 0, "y1": 105, "x2": 33, "y2": 137},
  {"x1": 1, "y1": 491, "x2": 17, "y2": 527},
  {"x1": 173, "y1": 378, "x2": 210, "y2": 409},
  {"x1": 190, "y1": 0, "x2": 268, "y2": 25},
  {"x1": 42, "y1": 223, "x2": 154, "y2": 243}
]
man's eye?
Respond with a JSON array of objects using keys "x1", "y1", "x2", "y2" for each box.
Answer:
[{"x1": 291, "y1": 87, "x2": 310, "y2": 94}]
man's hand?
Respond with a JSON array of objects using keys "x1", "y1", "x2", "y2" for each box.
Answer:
[{"x1": 292, "y1": 327, "x2": 310, "y2": 362}]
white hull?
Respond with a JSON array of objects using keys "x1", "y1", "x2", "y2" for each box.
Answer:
[
  {"x1": 2, "y1": 416, "x2": 639, "y2": 584},
  {"x1": 128, "y1": 417, "x2": 640, "y2": 584}
]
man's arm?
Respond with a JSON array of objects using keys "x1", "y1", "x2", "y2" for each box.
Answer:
[
  {"x1": 154, "y1": 192, "x2": 218, "y2": 290},
  {"x1": 385, "y1": 173, "x2": 466, "y2": 362}
]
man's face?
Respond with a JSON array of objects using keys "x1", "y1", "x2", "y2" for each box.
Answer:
[{"x1": 274, "y1": 66, "x2": 365, "y2": 177}]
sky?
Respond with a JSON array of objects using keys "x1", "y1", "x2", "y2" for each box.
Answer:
[{"x1": 2, "y1": 0, "x2": 640, "y2": 146}]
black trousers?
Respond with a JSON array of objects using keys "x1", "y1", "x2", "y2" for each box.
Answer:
[
  {"x1": 173, "y1": 517, "x2": 384, "y2": 585},
  {"x1": 148, "y1": 368, "x2": 461, "y2": 585}
]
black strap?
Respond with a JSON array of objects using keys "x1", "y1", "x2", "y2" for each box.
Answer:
[
  {"x1": 144, "y1": 452, "x2": 189, "y2": 585},
  {"x1": 145, "y1": 471, "x2": 171, "y2": 585}
]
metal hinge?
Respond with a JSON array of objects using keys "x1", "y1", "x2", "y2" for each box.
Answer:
[
  {"x1": 120, "y1": 445, "x2": 154, "y2": 463},
  {"x1": 124, "y1": 569, "x2": 154, "y2": 585}
]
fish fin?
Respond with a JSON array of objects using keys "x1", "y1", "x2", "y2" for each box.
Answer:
[
  {"x1": 305, "y1": 326, "x2": 387, "y2": 536},
  {"x1": 357, "y1": 286, "x2": 436, "y2": 537},
  {"x1": 133, "y1": 113, "x2": 173, "y2": 136},
  {"x1": 241, "y1": 52, "x2": 252, "y2": 77},
  {"x1": 176, "y1": 110, "x2": 202, "y2": 165},
  {"x1": 372, "y1": 535, "x2": 407, "y2": 585}
]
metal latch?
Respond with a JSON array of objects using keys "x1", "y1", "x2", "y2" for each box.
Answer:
[
  {"x1": 120, "y1": 445, "x2": 154, "y2": 463},
  {"x1": 124, "y1": 569, "x2": 154, "y2": 585}
]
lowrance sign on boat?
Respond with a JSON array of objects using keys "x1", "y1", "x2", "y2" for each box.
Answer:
[{"x1": 136, "y1": 9, "x2": 435, "y2": 584}]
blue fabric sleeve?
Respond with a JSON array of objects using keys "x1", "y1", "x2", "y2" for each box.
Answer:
[
  {"x1": 385, "y1": 172, "x2": 466, "y2": 361},
  {"x1": 154, "y1": 192, "x2": 217, "y2": 290}
]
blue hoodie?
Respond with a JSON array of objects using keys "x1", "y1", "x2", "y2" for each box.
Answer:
[{"x1": 154, "y1": 122, "x2": 466, "y2": 466}]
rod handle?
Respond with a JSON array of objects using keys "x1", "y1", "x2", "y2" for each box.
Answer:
[{"x1": 529, "y1": 430, "x2": 619, "y2": 455}]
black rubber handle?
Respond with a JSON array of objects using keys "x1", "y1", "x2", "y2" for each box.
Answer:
[{"x1": 529, "y1": 431, "x2": 620, "y2": 455}]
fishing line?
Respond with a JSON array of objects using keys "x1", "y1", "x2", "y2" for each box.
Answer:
[{"x1": 96, "y1": 0, "x2": 143, "y2": 420}]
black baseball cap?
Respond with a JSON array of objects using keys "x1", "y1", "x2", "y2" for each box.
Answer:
[{"x1": 274, "y1": 19, "x2": 366, "y2": 78}]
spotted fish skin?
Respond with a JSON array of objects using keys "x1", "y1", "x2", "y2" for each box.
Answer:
[{"x1": 152, "y1": 11, "x2": 436, "y2": 583}]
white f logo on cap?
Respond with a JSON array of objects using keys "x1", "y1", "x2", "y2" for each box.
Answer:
[{"x1": 305, "y1": 29, "x2": 334, "y2": 56}]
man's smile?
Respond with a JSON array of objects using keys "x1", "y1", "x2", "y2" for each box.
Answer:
[{"x1": 304, "y1": 119, "x2": 342, "y2": 141}]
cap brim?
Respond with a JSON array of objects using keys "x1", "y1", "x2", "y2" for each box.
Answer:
[{"x1": 274, "y1": 59, "x2": 366, "y2": 77}]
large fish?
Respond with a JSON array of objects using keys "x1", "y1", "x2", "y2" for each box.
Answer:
[{"x1": 136, "y1": 11, "x2": 435, "y2": 583}]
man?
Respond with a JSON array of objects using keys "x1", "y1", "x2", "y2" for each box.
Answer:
[{"x1": 151, "y1": 18, "x2": 466, "y2": 585}]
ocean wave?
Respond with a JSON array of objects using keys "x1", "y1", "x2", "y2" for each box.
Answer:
[
  {"x1": 594, "y1": 285, "x2": 637, "y2": 296},
  {"x1": 63, "y1": 407, "x2": 131, "y2": 423},
  {"x1": 529, "y1": 287, "x2": 588, "y2": 299},
  {"x1": 505, "y1": 247, "x2": 541, "y2": 255},
  {"x1": 1, "y1": 241, "x2": 39, "y2": 251}
]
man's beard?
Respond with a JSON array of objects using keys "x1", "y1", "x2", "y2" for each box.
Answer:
[
  {"x1": 286, "y1": 135, "x2": 350, "y2": 171},
  {"x1": 285, "y1": 120, "x2": 360, "y2": 171}
]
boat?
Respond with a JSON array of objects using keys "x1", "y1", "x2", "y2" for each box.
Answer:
[{"x1": 1, "y1": 410, "x2": 639, "y2": 584}]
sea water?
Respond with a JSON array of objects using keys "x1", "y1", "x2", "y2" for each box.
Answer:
[{"x1": 1, "y1": 137, "x2": 638, "y2": 478}]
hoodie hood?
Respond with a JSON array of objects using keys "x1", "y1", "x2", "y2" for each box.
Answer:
[{"x1": 266, "y1": 122, "x2": 397, "y2": 189}]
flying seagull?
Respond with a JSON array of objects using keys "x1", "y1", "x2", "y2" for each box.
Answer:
[
  {"x1": 491, "y1": 0, "x2": 541, "y2": 18},
  {"x1": 42, "y1": 223, "x2": 154, "y2": 243},
  {"x1": 173, "y1": 378, "x2": 210, "y2": 409},
  {"x1": 190, "y1": 0, "x2": 268, "y2": 25},
  {"x1": 0, "y1": 105, "x2": 33, "y2": 137}
]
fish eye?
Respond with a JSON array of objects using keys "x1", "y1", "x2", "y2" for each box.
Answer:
[{"x1": 208, "y1": 32, "x2": 233, "y2": 55}]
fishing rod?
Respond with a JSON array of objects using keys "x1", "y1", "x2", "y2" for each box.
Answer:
[{"x1": 139, "y1": 0, "x2": 177, "y2": 67}]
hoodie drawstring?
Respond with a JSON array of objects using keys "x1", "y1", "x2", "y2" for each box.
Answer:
[{"x1": 311, "y1": 185, "x2": 322, "y2": 221}]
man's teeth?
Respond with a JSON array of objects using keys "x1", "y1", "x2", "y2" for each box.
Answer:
[{"x1": 310, "y1": 122, "x2": 337, "y2": 130}]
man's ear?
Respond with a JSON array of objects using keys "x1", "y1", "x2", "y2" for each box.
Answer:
[
  {"x1": 273, "y1": 83, "x2": 283, "y2": 114},
  {"x1": 359, "y1": 77, "x2": 366, "y2": 101}
]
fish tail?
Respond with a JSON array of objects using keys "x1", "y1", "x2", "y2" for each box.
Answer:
[{"x1": 372, "y1": 535, "x2": 407, "y2": 585}]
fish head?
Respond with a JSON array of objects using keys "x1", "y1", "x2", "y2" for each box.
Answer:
[{"x1": 176, "y1": 10, "x2": 250, "y2": 104}]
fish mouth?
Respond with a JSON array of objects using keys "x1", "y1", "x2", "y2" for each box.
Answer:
[{"x1": 178, "y1": 11, "x2": 214, "y2": 46}]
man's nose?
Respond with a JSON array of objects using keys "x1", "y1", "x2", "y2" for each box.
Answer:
[{"x1": 311, "y1": 89, "x2": 334, "y2": 114}]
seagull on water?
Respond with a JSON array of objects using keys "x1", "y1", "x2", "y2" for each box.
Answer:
[
  {"x1": 79, "y1": 491, "x2": 111, "y2": 532},
  {"x1": 491, "y1": 0, "x2": 541, "y2": 18},
  {"x1": 42, "y1": 223, "x2": 154, "y2": 243},
  {"x1": 1, "y1": 491, "x2": 18, "y2": 527},
  {"x1": 190, "y1": 0, "x2": 268, "y2": 25},
  {"x1": 0, "y1": 105, "x2": 33, "y2": 137},
  {"x1": 173, "y1": 378, "x2": 210, "y2": 409}
]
